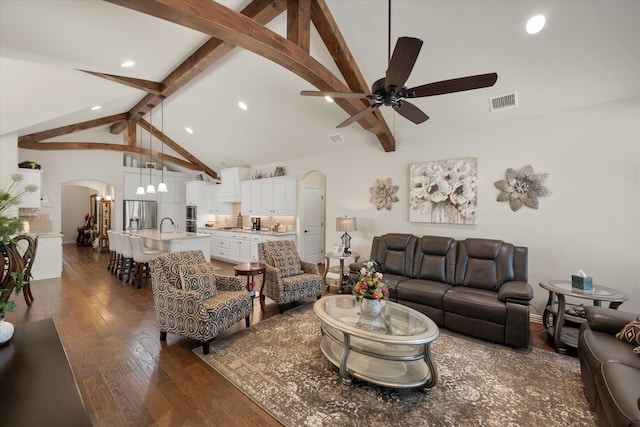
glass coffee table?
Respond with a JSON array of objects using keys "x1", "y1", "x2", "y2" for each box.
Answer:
[{"x1": 313, "y1": 295, "x2": 439, "y2": 389}]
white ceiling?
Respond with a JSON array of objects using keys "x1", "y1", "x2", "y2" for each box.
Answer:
[{"x1": 1, "y1": 0, "x2": 639, "y2": 173}]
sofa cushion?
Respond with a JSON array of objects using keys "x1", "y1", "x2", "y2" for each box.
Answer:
[
  {"x1": 616, "y1": 314, "x2": 640, "y2": 345},
  {"x1": 396, "y1": 279, "x2": 451, "y2": 309},
  {"x1": 413, "y1": 236, "x2": 456, "y2": 283},
  {"x1": 443, "y1": 287, "x2": 506, "y2": 324},
  {"x1": 179, "y1": 263, "x2": 218, "y2": 299},
  {"x1": 271, "y1": 249, "x2": 304, "y2": 277}
]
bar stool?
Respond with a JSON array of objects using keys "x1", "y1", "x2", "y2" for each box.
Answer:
[
  {"x1": 106, "y1": 230, "x2": 117, "y2": 273},
  {"x1": 119, "y1": 233, "x2": 135, "y2": 284},
  {"x1": 129, "y1": 236, "x2": 166, "y2": 289},
  {"x1": 110, "y1": 231, "x2": 124, "y2": 277}
]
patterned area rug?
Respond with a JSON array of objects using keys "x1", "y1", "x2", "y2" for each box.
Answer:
[{"x1": 194, "y1": 304, "x2": 597, "y2": 427}]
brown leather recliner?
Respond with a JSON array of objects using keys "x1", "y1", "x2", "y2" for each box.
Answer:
[{"x1": 578, "y1": 306, "x2": 640, "y2": 427}]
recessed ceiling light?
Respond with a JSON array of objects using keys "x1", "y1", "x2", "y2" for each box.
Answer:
[
  {"x1": 185, "y1": 127, "x2": 194, "y2": 134},
  {"x1": 90, "y1": 105, "x2": 102, "y2": 111},
  {"x1": 324, "y1": 96, "x2": 334, "y2": 103},
  {"x1": 120, "y1": 60, "x2": 135, "y2": 68},
  {"x1": 238, "y1": 101, "x2": 248, "y2": 111},
  {"x1": 526, "y1": 14, "x2": 546, "y2": 34}
]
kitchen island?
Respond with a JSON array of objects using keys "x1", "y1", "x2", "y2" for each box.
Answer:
[{"x1": 127, "y1": 229, "x2": 212, "y2": 259}]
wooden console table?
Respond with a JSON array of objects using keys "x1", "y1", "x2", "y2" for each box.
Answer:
[{"x1": 0, "y1": 319, "x2": 91, "y2": 426}]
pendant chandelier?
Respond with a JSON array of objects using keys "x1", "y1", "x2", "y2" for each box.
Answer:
[
  {"x1": 156, "y1": 95, "x2": 168, "y2": 193},
  {"x1": 146, "y1": 103, "x2": 156, "y2": 194},
  {"x1": 135, "y1": 112, "x2": 145, "y2": 195}
]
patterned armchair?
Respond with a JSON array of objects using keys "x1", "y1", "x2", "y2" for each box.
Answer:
[
  {"x1": 257, "y1": 240, "x2": 323, "y2": 314},
  {"x1": 150, "y1": 250, "x2": 252, "y2": 354}
]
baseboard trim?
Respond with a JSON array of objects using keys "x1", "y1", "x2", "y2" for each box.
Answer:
[{"x1": 529, "y1": 313, "x2": 543, "y2": 324}]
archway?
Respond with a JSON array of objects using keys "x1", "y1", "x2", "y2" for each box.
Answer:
[{"x1": 61, "y1": 180, "x2": 114, "y2": 245}]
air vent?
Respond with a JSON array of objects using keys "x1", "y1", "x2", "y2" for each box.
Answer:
[
  {"x1": 489, "y1": 92, "x2": 518, "y2": 112},
  {"x1": 328, "y1": 134, "x2": 344, "y2": 144}
]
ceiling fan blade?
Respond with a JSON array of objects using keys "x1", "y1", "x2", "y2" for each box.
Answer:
[
  {"x1": 407, "y1": 73, "x2": 498, "y2": 98},
  {"x1": 300, "y1": 90, "x2": 371, "y2": 99},
  {"x1": 385, "y1": 37, "x2": 423, "y2": 93},
  {"x1": 392, "y1": 100, "x2": 429, "y2": 124},
  {"x1": 336, "y1": 105, "x2": 378, "y2": 128}
]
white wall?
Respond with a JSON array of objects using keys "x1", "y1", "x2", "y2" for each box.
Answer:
[
  {"x1": 271, "y1": 97, "x2": 640, "y2": 314},
  {"x1": 13, "y1": 97, "x2": 640, "y2": 315},
  {"x1": 0, "y1": 132, "x2": 18, "y2": 191}
]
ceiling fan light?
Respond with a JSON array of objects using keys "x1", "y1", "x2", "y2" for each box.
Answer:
[
  {"x1": 136, "y1": 186, "x2": 145, "y2": 195},
  {"x1": 526, "y1": 14, "x2": 546, "y2": 34},
  {"x1": 146, "y1": 184, "x2": 156, "y2": 194},
  {"x1": 157, "y1": 182, "x2": 168, "y2": 192}
]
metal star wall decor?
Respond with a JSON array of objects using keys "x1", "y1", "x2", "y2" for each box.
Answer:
[
  {"x1": 370, "y1": 178, "x2": 399, "y2": 210},
  {"x1": 494, "y1": 165, "x2": 551, "y2": 211}
]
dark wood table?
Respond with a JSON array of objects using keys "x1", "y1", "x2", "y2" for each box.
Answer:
[
  {"x1": 233, "y1": 262, "x2": 267, "y2": 311},
  {"x1": 0, "y1": 318, "x2": 91, "y2": 426},
  {"x1": 539, "y1": 280, "x2": 628, "y2": 353}
]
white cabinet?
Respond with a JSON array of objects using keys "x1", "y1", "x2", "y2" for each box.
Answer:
[
  {"x1": 241, "y1": 176, "x2": 297, "y2": 216},
  {"x1": 206, "y1": 184, "x2": 233, "y2": 215},
  {"x1": 157, "y1": 174, "x2": 187, "y2": 230},
  {"x1": 17, "y1": 169, "x2": 42, "y2": 208},
  {"x1": 262, "y1": 176, "x2": 297, "y2": 215},
  {"x1": 210, "y1": 230, "x2": 295, "y2": 263},
  {"x1": 240, "y1": 180, "x2": 262, "y2": 216},
  {"x1": 124, "y1": 171, "x2": 157, "y2": 201},
  {"x1": 185, "y1": 181, "x2": 207, "y2": 208}
]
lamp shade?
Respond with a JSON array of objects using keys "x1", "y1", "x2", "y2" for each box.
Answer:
[
  {"x1": 146, "y1": 184, "x2": 156, "y2": 194},
  {"x1": 157, "y1": 182, "x2": 168, "y2": 192},
  {"x1": 336, "y1": 216, "x2": 357, "y2": 232},
  {"x1": 136, "y1": 186, "x2": 145, "y2": 195}
]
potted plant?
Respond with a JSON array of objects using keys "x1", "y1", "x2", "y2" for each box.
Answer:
[{"x1": 0, "y1": 173, "x2": 37, "y2": 343}]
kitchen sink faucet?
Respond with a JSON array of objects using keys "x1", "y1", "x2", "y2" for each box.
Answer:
[{"x1": 160, "y1": 217, "x2": 175, "y2": 233}]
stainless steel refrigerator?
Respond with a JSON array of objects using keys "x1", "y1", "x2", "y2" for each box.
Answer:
[{"x1": 123, "y1": 200, "x2": 157, "y2": 231}]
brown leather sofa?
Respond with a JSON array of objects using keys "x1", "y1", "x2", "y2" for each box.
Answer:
[
  {"x1": 578, "y1": 306, "x2": 640, "y2": 427},
  {"x1": 350, "y1": 233, "x2": 533, "y2": 349}
]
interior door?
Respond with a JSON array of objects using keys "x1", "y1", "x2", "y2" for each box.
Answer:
[{"x1": 302, "y1": 186, "x2": 324, "y2": 264}]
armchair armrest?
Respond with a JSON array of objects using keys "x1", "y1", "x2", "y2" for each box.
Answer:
[
  {"x1": 585, "y1": 306, "x2": 637, "y2": 335},
  {"x1": 214, "y1": 274, "x2": 245, "y2": 292},
  {"x1": 300, "y1": 260, "x2": 320, "y2": 275},
  {"x1": 498, "y1": 281, "x2": 533, "y2": 303}
]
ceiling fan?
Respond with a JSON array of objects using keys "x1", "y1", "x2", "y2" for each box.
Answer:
[{"x1": 300, "y1": 36, "x2": 498, "y2": 128}]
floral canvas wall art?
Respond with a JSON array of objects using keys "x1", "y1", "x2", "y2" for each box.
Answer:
[{"x1": 409, "y1": 157, "x2": 478, "y2": 224}]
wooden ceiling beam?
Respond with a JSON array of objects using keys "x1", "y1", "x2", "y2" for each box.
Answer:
[
  {"x1": 18, "y1": 113, "x2": 128, "y2": 146},
  {"x1": 287, "y1": 0, "x2": 311, "y2": 53},
  {"x1": 109, "y1": 0, "x2": 287, "y2": 134},
  {"x1": 78, "y1": 70, "x2": 164, "y2": 94},
  {"x1": 137, "y1": 119, "x2": 218, "y2": 179},
  {"x1": 104, "y1": 0, "x2": 396, "y2": 152}
]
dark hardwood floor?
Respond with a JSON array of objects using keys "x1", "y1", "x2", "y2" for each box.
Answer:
[{"x1": 5, "y1": 243, "x2": 554, "y2": 426}]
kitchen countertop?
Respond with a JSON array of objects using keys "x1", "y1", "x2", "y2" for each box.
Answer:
[
  {"x1": 126, "y1": 229, "x2": 211, "y2": 241},
  {"x1": 198, "y1": 228, "x2": 296, "y2": 236}
]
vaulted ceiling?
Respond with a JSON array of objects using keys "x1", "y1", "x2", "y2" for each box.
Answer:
[{"x1": 1, "y1": 0, "x2": 639, "y2": 177}]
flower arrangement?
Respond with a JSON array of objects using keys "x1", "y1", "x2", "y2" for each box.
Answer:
[
  {"x1": 353, "y1": 261, "x2": 388, "y2": 300},
  {"x1": 1, "y1": 173, "x2": 37, "y2": 245}
]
